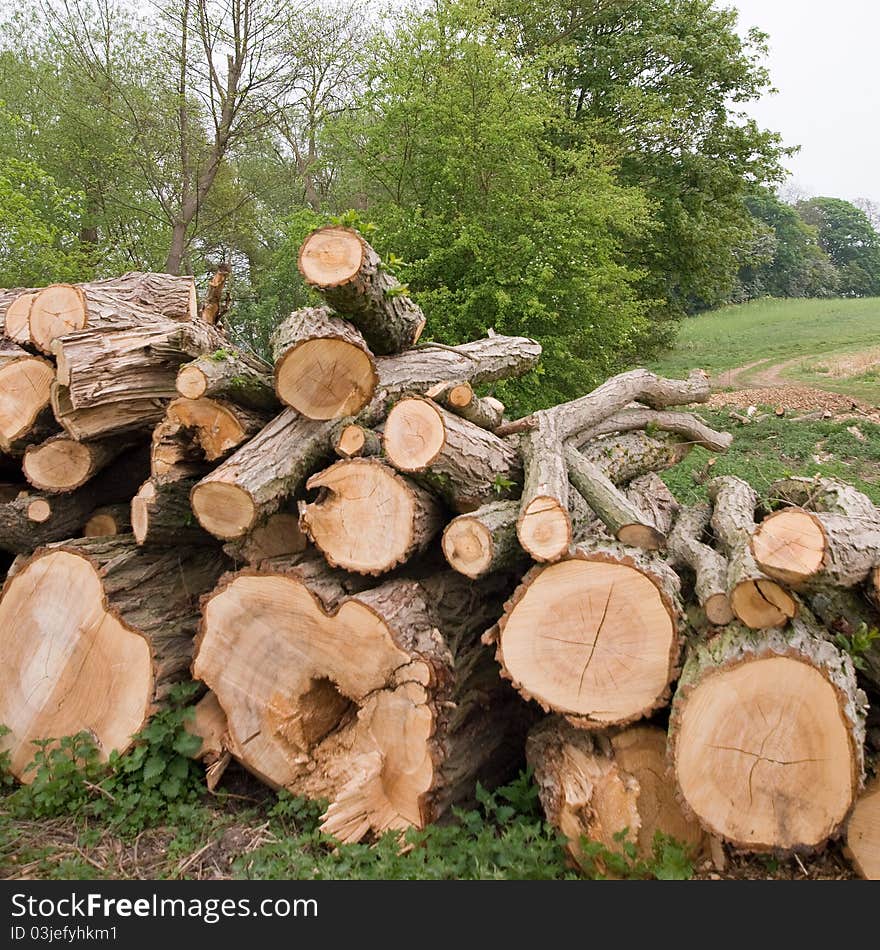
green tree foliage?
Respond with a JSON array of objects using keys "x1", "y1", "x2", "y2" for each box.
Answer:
[
  {"x1": 734, "y1": 189, "x2": 838, "y2": 300},
  {"x1": 797, "y1": 197, "x2": 880, "y2": 297}
]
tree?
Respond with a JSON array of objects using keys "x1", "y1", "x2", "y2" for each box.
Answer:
[{"x1": 797, "y1": 197, "x2": 880, "y2": 297}]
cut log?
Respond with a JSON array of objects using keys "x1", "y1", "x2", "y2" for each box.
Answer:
[
  {"x1": 767, "y1": 475, "x2": 879, "y2": 519},
  {"x1": 195, "y1": 560, "x2": 529, "y2": 842},
  {"x1": 200, "y1": 263, "x2": 230, "y2": 325},
  {"x1": 846, "y1": 775, "x2": 880, "y2": 880},
  {"x1": 223, "y1": 511, "x2": 307, "y2": 566},
  {"x1": 708, "y1": 476, "x2": 796, "y2": 629},
  {"x1": 579, "y1": 431, "x2": 691, "y2": 483},
  {"x1": 0, "y1": 342, "x2": 55, "y2": 454},
  {"x1": 132, "y1": 478, "x2": 215, "y2": 547},
  {"x1": 667, "y1": 504, "x2": 734, "y2": 626},
  {"x1": 0, "y1": 536, "x2": 227, "y2": 780},
  {"x1": 331, "y1": 422, "x2": 382, "y2": 459},
  {"x1": 191, "y1": 334, "x2": 540, "y2": 539},
  {"x1": 384, "y1": 397, "x2": 522, "y2": 512},
  {"x1": 0, "y1": 448, "x2": 150, "y2": 553},
  {"x1": 299, "y1": 459, "x2": 444, "y2": 575},
  {"x1": 51, "y1": 383, "x2": 166, "y2": 442},
  {"x1": 53, "y1": 319, "x2": 226, "y2": 410},
  {"x1": 298, "y1": 227, "x2": 425, "y2": 355},
  {"x1": 565, "y1": 445, "x2": 665, "y2": 550},
  {"x1": 186, "y1": 691, "x2": 234, "y2": 791},
  {"x1": 272, "y1": 305, "x2": 378, "y2": 420},
  {"x1": 516, "y1": 414, "x2": 570, "y2": 562},
  {"x1": 29, "y1": 273, "x2": 197, "y2": 353},
  {"x1": 427, "y1": 381, "x2": 505, "y2": 431},
  {"x1": 669, "y1": 616, "x2": 866, "y2": 852},
  {"x1": 165, "y1": 397, "x2": 269, "y2": 462},
  {"x1": 176, "y1": 351, "x2": 278, "y2": 412},
  {"x1": 23, "y1": 435, "x2": 131, "y2": 493},
  {"x1": 486, "y1": 541, "x2": 683, "y2": 729},
  {"x1": 527, "y1": 718, "x2": 706, "y2": 867},
  {"x1": 1, "y1": 290, "x2": 38, "y2": 344},
  {"x1": 442, "y1": 500, "x2": 526, "y2": 579},
  {"x1": 84, "y1": 504, "x2": 131, "y2": 537},
  {"x1": 150, "y1": 415, "x2": 211, "y2": 485}
]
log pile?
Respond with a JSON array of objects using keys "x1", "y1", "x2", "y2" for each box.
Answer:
[{"x1": 2, "y1": 227, "x2": 880, "y2": 875}]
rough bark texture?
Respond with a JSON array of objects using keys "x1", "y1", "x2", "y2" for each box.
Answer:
[
  {"x1": 669, "y1": 616, "x2": 866, "y2": 852},
  {"x1": 666, "y1": 503, "x2": 734, "y2": 626},
  {"x1": 442, "y1": 500, "x2": 527, "y2": 579},
  {"x1": 29, "y1": 273, "x2": 197, "y2": 353},
  {"x1": 176, "y1": 351, "x2": 278, "y2": 412},
  {"x1": 384, "y1": 397, "x2": 522, "y2": 512},
  {"x1": 150, "y1": 415, "x2": 212, "y2": 485},
  {"x1": 298, "y1": 226, "x2": 425, "y2": 355},
  {"x1": 23, "y1": 435, "x2": 132, "y2": 493},
  {"x1": 192, "y1": 335, "x2": 540, "y2": 539},
  {"x1": 625, "y1": 473, "x2": 680, "y2": 537},
  {"x1": 195, "y1": 561, "x2": 530, "y2": 842},
  {"x1": 486, "y1": 541, "x2": 683, "y2": 730},
  {"x1": 516, "y1": 414, "x2": 570, "y2": 562},
  {"x1": 767, "y1": 476, "x2": 879, "y2": 519},
  {"x1": 271, "y1": 305, "x2": 378, "y2": 419},
  {"x1": 299, "y1": 459, "x2": 444, "y2": 575},
  {"x1": 132, "y1": 477, "x2": 216, "y2": 547},
  {"x1": 200, "y1": 264, "x2": 230, "y2": 326},
  {"x1": 708, "y1": 476, "x2": 797, "y2": 629},
  {"x1": 222, "y1": 510, "x2": 307, "y2": 566},
  {"x1": 51, "y1": 383, "x2": 167, "y2": 442},
  {"x1": 578, "y1": 431, "x2": 692, "y2": 484},
  {"x1": 576, "y1": 407, "x2": 732, "y2": 453},
  {"x1": 0, "y1": 535, "x2": 227, "y2": 780}
]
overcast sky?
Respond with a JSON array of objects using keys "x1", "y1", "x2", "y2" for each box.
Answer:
[{"x1": 731, "y1": 1, "x2": 880, "y2": 204}]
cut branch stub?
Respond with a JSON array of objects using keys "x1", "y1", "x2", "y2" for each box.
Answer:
[
  {"x1": 442, "y1": 500, "x2": 526, "y2": 579},
  {"x1": 297, "y1": 227, "x2": 425, "y2": 355},
  {"x1": 272, "y1": 305, "x2": 378, "y2": 420},
  {"x1": 132, "y1": 477, "x2": 216, "y2": 547},
  {"x1": 84, "y1": 504, "x2": 131, "y2": 537},
  {"x1": 669, "y1": 617, "x2": 865, "y2": 852},
  {"x1": 427, "y1": 381, "x2": 505, "y2": 431},
  {"x1": 299, "y1": 459, "x2": 444, "y2": 575},
  {"x1": 384, "y1": 396, "x2": 522, "y2": 512},
  {"x1": 487, "y1": 541, "x2": 682, "y2": 729},
  {"x1": 0, "y1": 537, "x2": 226, "y2": 780},
  {"x1": 176, "y1": 351, "x2": 278, "y2": 412},
  {"x1": 517, "y1": 414, "x2": 570, "y2": 562},
  {"x1": 331, "y1": 422, "x2": 382, "y2": 459}
]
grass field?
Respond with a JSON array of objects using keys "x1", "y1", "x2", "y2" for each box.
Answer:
[{"x1": 650, "y1": 297, "x2": 880, "y2": 402}]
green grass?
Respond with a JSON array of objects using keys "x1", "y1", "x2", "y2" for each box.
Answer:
[{"x1": 650, "y1": 297, "x2": 880, "y2": 397}]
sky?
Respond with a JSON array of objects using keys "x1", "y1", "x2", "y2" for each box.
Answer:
[{"x1": 731, "y1": 1, "x2": 880, "y2": 205}]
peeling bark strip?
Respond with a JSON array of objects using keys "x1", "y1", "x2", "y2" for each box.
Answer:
[
  {"x1": 51, "y1": 383, "x2": 167, "y2": 442},
  {"x1": 669, "y1": 616, "x2": 866, "y2": 853},
  {"x1": 191, "y1": 334, "x2": 541, "y2": 539},
  {"x1": 708, "y1": 476, "x2": 796, "y2": 630},
  {"x1": 298, "y1": 226, "x2": 425, "y2": 355},
  {"x1": 667, "y1": 503, "x2": 734, "y2": 626},
  {"x1": 29, "y1": 272, "x2": 197, "y2": 353},
  {"x1": 0, "y1": 341, "x2": 55, "y2": 454},
  {"x1": 527, "y1": 718, "x2": 706, "y2": 867},
  {"x1": 486, "y1": 541, "x2": 682, "y2": 730},
  {"x1": 384, "y1": 397, "x2": 522, "y2": 512},
  {"x1": 272, "y1": 305, "x2": 378, "y2": 420},
  {"x1": 194, "y1": 560, "x2": 530, "y2": 843},
  {"x1": 176, "y1": 350, "x2": 278, "y2": 413},
  {"x1": 0, "y1": 536, "x2": 227, "y2": 781}
]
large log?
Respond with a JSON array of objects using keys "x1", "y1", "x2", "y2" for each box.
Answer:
[
  {"x1": 0, "y1": 289, "x2": 38, "y2": 344},
  {"x1": 0, "y1": 341, "x2": 55, "y2": 455},
  {"x1": 53, "y1": 319, "x2": 226, "y2": 410},
  {"x1": 191, "y1": 334, "x2": 541, "y2": 539},
  {"x1": 195, "y1": 559, "x2": 530, "y2": 842},
  {"x1": 669, "y1": 617, "x2": 866, "y2": 852},
  {"x1": 708, "y1": 476, "x2": 796, "y2": 629},
  {"x1": 384, "y1": 397, "x2": 522, "y2": 512},
  {"x1": 527, "y1": 718, "x2": 706, "y2": 867},
  {"x1": 51, "y1": 383, "x2": 166, "y2": 442},
  {"x1": 272, "y1": 305, "x2": 378, "y2": 420},
  {"x1": 23, "y1": 434, "x2": 132, "y2": 493},
  {"x1": 486, "y1": 541, "x2": 683, "y2": 729},
  {"x1": 176, "y1": 350, "x2": 278, "y2": 412},
  {"x1": 298, "y1": 226, "x2": 425, "y2": 355},
  {"x1": 299, "y1": 459, "x2": 444, "y2": 575},
  {"x1": 0, "y1": 536, "x2": 227, "y2": 780},
  {"x1": 29, "y1": 272, "x2": 198, "y2": 353}
]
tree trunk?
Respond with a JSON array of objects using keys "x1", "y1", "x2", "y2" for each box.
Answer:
[
  {"x1": 708, "y1": 476, "x2": 797, "y2": 629},
  {"x1": 0, "y1": 536, "x2": 227, "y2": 780},
  {"x1": 298, "y1": 226, "x2": 425, "y2": 354},
  {"x1": 442, "y1": 500, "x2": 527, "y2": 579},
  {"x1": 846, "y1": 775, "x2": 880, "y2": 880},
  {"x1": 527, "y1": 718, "x2": 706, "y2": 868},
  {"x1": 200, "y1": 264, "x2": 231, "y2": 326},
  {"x1": 578, "y1": 431, "x2": 692, "y2": 483},
  {"x1": 272, "y1": 305, "x2": 378, "y2": 420},
  {"x1": 0, "y1": 342, "x2": 55, "y2": 454},
  {"x1": 132, "y1": 477, "x2": 216, "y2": 547},
  {"x1": 299, "y1": 459, "x2": 444, "y2": 575},
  {"x1": 666, "y1": 503, "x2": 735, "y2": 626},
  {"x1": 486, "y1": 541, "x2": 683, "y2": 729},
  {"x1": 426, "y1": 381, "x2": 505, "y2": 431},
  {"x1": 384, "y1": 397, "x2": 522, "y2": 512},
  {"x1": 176, "y1": 351, "x2": 278, "y2": 412},
  {"x1": 191, "y1": 334, "x2": 541, "y2": 539},
  {"x1": 29, "y1": 273, "x2": 198, "y2": 353},
  {"x1": 23, "y1": 435, "x2": 133, "y2": 493},
  {"x1": 669, "y1": 616, "x2": 866, "y2": 852},
  {"x1": 195, "y1": 560, "x2": 530, "y2": 843}
]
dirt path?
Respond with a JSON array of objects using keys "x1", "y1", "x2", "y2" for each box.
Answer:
[{"x1": 714, "y1": 357, "x2": 804, "y2": 390}]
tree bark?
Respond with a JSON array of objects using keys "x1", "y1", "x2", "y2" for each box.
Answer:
[
  {"x1": 222, "y1": 510, "x2": 307, "y2": 566},
  {"x1": 271, "y1": 305, "x2": 378, "y2": 420},
  {"x1": 442, "y1": 500, "x2": 527, "y2": 579},
  {"x1": 426, "y1": 381, "x2": 505, "y2": 431},
  {"x1": 200, "y1": 264, "x2": 231, "y2": 326},
  {"x1": 575, "y1": 407, "x2": 732, "y2": 453},
  {"x1": 51, "y1": 383, "x2": 167, "y2": 442},
  {"x1": 176, "y1": 350, "x2": 278, "y2": 412},
  {"x1": 298, "y1": 226, "x2": 426, "y2": 354},
  {"x1": 132, "y1": 477, "x2": 216, "y2": 547}
]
